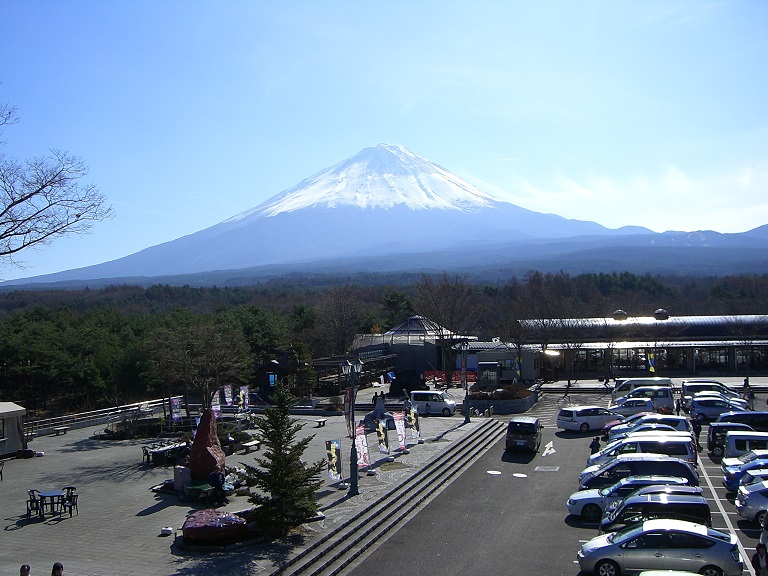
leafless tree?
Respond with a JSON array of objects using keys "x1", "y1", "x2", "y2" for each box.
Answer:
[
  {"x1": 0, "y1": 99, "x2": 112, "y2": 270},
  {"x1": 318, "y1": 285, "x2": 362, "y2": 355},
  {"x1": 726, "y1": 315, "x2": 768, "y2": 380},
  {"x1": 414, "y1": 273, "x2": 482, "y2": 385}
]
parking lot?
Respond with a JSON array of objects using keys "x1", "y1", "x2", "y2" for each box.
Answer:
[{"x1": 527, "y1": 388, "x2": 762, "y2": 575}]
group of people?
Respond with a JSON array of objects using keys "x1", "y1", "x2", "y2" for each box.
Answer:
[{"x1": 20, "y1": 563, "x2": 63, "y2": 576}]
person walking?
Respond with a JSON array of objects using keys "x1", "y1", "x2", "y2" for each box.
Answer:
[
  {"x1": 691, "y1": 414, "x2": 703, "y2": 452},
  {"x1": 51, "y1": 563, "x2": 63, "y2": 576},
  {"x1": 752, "y1": 542, "x2": 768, "y2": 576},
  {"x1": 675, "y1": 398, "x2": 681, "y2": 416},
  {"x1": 590, "y1": 437, "x2": 601, "y2": 454}
]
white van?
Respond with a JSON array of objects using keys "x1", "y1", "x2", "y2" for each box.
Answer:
[
  {"x1": 613, "y1": 386, "x2": 675, "y2": 412},
  {"x1": 587, "y1": 434, "x2": 697, "y2": 467},
  {"x1": 410, "y1": 390, "x2": 456, "y2": 416},
  {"x1": 611, "y1": 377, "x2": 674, "y2": 402},
  {"x1": 723, "y1": 432, "x2": 768, "y2": 459}
]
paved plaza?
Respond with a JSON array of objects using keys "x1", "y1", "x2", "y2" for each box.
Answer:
[{"x1": 0, "y1": 386, "x2": 480, "y2": 576}]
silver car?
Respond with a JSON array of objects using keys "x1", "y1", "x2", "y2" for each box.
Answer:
[
  {"x1": 735, "y1": 479, "x2": 768, "y2": 525},
  {"x1": 577, "y1": 519, "x2": 743, "y2": 576},
  {"x1": 566, "y1": 475, "x2": 689, "y2": 522}
]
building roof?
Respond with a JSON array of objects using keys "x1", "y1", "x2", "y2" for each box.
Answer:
[{"x1": 0, "y1": 401, "x2": 27, "y2": 418}]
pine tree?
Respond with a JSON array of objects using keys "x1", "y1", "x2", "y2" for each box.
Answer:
[{"x1": 241, "y1": 380, "x2": 325, "y2": 538}]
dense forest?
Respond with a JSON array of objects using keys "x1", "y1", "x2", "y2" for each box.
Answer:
[{"x1": 1, "y1": 271, "x2": 766, "y2": 418}]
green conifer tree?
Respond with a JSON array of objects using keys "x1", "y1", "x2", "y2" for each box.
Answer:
[{"x1": 241, "y1": 380, "x2": 325, "y2": 538}]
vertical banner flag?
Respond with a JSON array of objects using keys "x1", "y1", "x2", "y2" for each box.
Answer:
[
  {"x1": 224, "y1": 385, "x2": 233, "y2": 406},
  {"x1": 344, "y1": 387, "x2": 354, "y2": 439},
  {"x1": 192, "y1": 416, "x2": 201, "y2": 439},
  {"x1": 354, "y1": 425, "x2": 370, "y2": 469},
  {"x1": 394, "y1": 412, "x2": 407, "y2": 451},
  {"x1": 170, "y1": 397, "x2": 181, "y2": 422},
  {"x1": 240, "y1": 386, "x2": 249, "y2": 410},
  {"x1": 649, "y1": 353, "x2": 656, "y2": 373},
  {"x1": 376, "y1": 420, "x2": 390, "y2": 454},
  {"x1": 326, "y1": 439, "x2": 342, "y2": 481},
  {"x1": 211, "y1": 391, "x2": 221, "y2": 417},
  {"x1": 410, "y1": 407, "x2": 420, "y2": 439}
]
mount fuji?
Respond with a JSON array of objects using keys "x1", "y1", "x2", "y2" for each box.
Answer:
[{"x1": 3, "y1": 144, "x2": 767, "y2": 287}]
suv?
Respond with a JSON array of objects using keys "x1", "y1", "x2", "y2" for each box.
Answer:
[
  {"x1": 708, "y1": 422, "x2": 755, "y2": 457},
  {"x1": 716, "y1": 411, "x2": 768, "y2": 432},
  {"x1": 599, "y1": 493, "x2": 711, "y2": 533},
  {"x1": 505, "y1": 416, "x2": 542, "y2": 453}
]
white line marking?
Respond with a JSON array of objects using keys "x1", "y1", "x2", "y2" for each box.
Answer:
[{"x1": 700, "y1": 456, "x2": 755, "y2": 576}]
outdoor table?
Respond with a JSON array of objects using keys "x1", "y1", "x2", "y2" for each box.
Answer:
[
  {"x1": 149, "y1": 442, "x2": 186, "y2": 465},
  {"x1": 38, "y1": 490, "x2": 64, "y2": 517}
]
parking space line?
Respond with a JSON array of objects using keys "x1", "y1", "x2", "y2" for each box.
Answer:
[{"x1": 700, "y1": 455, "x2": 756, "y2": 575}]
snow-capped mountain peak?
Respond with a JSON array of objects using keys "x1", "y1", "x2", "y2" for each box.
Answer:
[{"x1": 226, "y1": 144, "x2": 501, "y2": 222}]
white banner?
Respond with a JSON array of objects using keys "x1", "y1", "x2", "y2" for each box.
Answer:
[{"x1": 394, "y1": 412, "x2": 406, "y2": 450}]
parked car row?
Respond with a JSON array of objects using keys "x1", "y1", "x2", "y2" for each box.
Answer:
[{"x1": 561, "y1": 394, "x2": 745, "y2": 576}]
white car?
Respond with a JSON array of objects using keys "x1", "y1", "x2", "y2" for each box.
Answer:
[
  {"x1": 608, "y1": 415, "x2": 691, "y2": 441},
  {"x1": 692, "y1": 391, "x2": 749, "y2": 410},
  {"x1": 608, "y1": 397, "x2": 656, "y2": 417},
  {"x1": 566, "y1": 475, "x2": 689, "y2": 522},
  {"x1": 557, "y1": 405, "x2": 620, "y2": 433}
]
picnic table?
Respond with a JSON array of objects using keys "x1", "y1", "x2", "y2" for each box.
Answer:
[{"x1": 148, "y1": 442, "x2": 187, "y2": 465}]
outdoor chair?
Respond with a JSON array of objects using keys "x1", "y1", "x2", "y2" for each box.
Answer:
[
  {"x1": 26, "y1": 490, "x2": 42, "y2": 520},
  {"x1": 142, "y1": 446, "x2": 151, "y2": 464},
  {"x1": 61, "y1": 486, "x2": 78, "y2": 516}
]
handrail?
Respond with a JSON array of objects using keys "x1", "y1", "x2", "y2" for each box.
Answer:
[{"x1": 25, "y1": 397, "x2": 182, "y2": 433}]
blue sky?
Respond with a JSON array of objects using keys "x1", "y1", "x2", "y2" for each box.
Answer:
[{"x1": 1, "y1": 1, "x2": 767, "y2": 280}]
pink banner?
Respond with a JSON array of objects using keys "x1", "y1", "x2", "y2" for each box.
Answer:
[
  {"x1": 394, "y1": 412, "x2": 406, "y2": 450},
  {"x1": 354, "y1": 425, "x2": 369, "y2": 469}
]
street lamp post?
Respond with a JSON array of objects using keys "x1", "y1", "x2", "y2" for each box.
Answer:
[
  {"x1": 461, "y1": 340, "x2": 471, "y2": 424},
  {"x1": 341, "y1": 359, "x2": 363, "y2": 496}
]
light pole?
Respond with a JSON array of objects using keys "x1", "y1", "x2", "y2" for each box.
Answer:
[
  {"x1": 341, "y1": 359, "x2": 363, "y2": 496},
  {"x1": 460, "y1": 340, "x2": 471, "y2": 424}
]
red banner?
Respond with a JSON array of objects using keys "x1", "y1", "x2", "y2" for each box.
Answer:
[{"x1": 423, "y1": 370, "x2": 476, "y2": 383}]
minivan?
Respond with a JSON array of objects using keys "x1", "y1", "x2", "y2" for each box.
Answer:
[
  {"x1": 613, "y1": 386, "x2": 675, "y2": 412},
  {"x1": 599, "y1": 493, "x2": 711, "y2": 533},
  {"x1": 587, "y1": 435, "x2": 697, "y2": 468},
  {"x1": 723, "y1": 432, "x2": 768, "y2": 459},
  {"x1": 690, "y1": 397, "x2": 747, "y2": 421},
  {"x1": 611, "y1": 377, "x2": 674, "y2": 402},
  {"x1": 557, "y1": 406, "x2": 619, "y2": 433},
  {"x1": 707, "y1": 422, "x2": 755, "y2": 457},
  {"x1": 716, "y1": 411, "x2": 768, "y2": 432},
  {"x1": 579, "y1": 454, "x2": 699, "y2": 490},
  {"x1": 409, "y1": 390, "x2": 456, "y2": 416},
  {"x1": 505, "y1": 416, "x2": 543, "y2": 453}
]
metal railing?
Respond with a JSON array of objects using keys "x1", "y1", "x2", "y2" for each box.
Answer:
[{"x1": 25, "y1": 397, "x2": 181, "y2": 435}]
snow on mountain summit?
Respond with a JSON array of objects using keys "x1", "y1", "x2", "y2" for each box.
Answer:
[{"x1": 227, "y1": 144, "x2": 502, "y2": 222}]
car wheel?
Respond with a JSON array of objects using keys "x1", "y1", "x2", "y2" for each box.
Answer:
[
  {"x1": 580, "y1": 422, "x2": 589, "y2": 433},
  {"x1": 757, "y1": 510, "x2": 767, "y2": 527},
  {"x1": 595, "y1": 559, "x2": 620, "y2": 576},
  {"x1": 712, "y1": 446, "x2": 723, "y2": 457},
  {"x1": 582, "y1": 504, "x2": 601, "y2": 523},
  {"x1": 699, "y1": 566, "x2": 724, "y2": 576},
  {"x1": 442, "y1": 408, "x2": 451, "y2": 416}
]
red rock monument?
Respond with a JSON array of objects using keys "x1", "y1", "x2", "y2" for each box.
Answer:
[{"x1": 188, "y1": 408, "x2": 226, "y2": 480}]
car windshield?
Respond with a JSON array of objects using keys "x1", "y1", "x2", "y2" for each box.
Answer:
[
  {"x1": 739, "y1": 452, "x2": 761, "y2": 464},
  {"x1": 607, "y1": 522, "x2": 645, "y2": 543},
  {"x1": 600, "y1": 480, "x2": 624, "y2": 496}
]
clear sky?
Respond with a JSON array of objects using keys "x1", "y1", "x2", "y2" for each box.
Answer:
[{"x1": 1, "y1": 1, "x2": 767, "y2": 280}]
